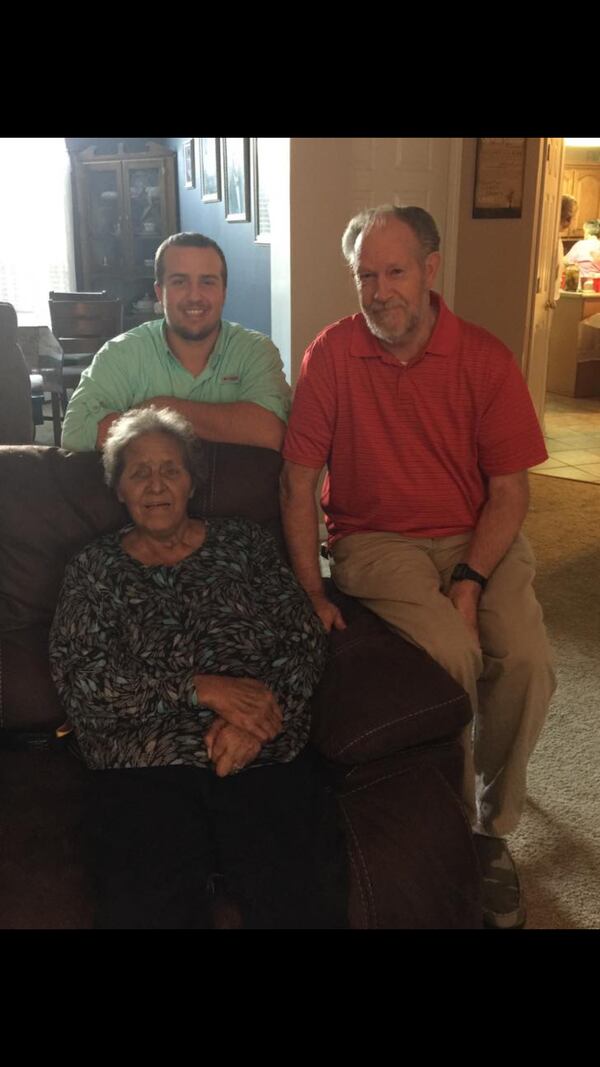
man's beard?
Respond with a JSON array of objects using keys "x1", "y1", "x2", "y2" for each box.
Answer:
[
  {"x1": 363, "y1": 302, "x2": 420, "y2": 347},
  {"x1": 167, "y1": 317, "x2": 220, "y2": 343}
]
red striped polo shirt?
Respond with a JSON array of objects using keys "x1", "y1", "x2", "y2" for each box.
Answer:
[{"x1": 283, "y1": 295, "x2": 547, "y2": 542}]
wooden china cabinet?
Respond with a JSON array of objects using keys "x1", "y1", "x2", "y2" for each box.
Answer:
[{"x1": 71, "y1": 141, "x2": 178, "y2": 330}]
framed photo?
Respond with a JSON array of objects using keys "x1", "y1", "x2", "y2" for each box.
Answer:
[
  {"x1": 223, "y1": 137, "x2": 250, "y2": 222},
  {"x1": 473, "y1": 137, "x2": 526, "y2": 219},
  {"x1": 252, "y1": 138, "x2": 271, "y2": 244},
  {"x1": 183, "y1": 139, "x2": 195, "y2": 189},
  {"x1": 199, "y1": 137, "x2": 221, "y2": 202}
]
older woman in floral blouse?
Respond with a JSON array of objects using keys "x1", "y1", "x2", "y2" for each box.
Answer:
[{"x1": 50, "y1": 407, "x2": 346, "y2": 929}]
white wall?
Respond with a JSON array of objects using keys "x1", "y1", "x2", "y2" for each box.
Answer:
[
  {"x1": 274, "y1": 137, "x2": 462, "y2": 385},
  {"x1": 270, "y1": 137, "x2": 357, "y2": 384},
  {"x1": 268, "y1": 138, "x2": 291, "y2": 382},
  {"x1": 453, "y1": 138, "x2": 543, "y2": 365},
  {"x1": 288, "y1": 138, "x2": 357, "y2": 383}
]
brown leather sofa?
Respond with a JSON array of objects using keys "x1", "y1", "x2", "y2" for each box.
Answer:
[{"x1": 0, "y1": 442, "x2": 482, "y2": 929}]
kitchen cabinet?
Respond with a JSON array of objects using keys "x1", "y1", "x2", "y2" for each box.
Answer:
[
  {"x1": 71, "y1": 142, "x2": 178, "y2": 329},
  {"x1": 547, "y1": 291, "x2": 600, "y2": 397},
  {"x1": 562, "y1": 165, "x2": 600, "y2": 238}
]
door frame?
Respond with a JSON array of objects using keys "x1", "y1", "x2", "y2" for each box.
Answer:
[
  {"x1": 522, "y1": 137, "x2": 565, "y2": 421},
  {"x1": 441, "y1": 138, "x2": 464, "y2": 310}
]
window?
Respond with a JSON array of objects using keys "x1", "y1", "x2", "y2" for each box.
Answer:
[
  {"x1": 0, "y1": 138, "x2": 75, "y2": 323},
  {"x1": 253, "y1": 138, "x2": 276, "y2": 243}
]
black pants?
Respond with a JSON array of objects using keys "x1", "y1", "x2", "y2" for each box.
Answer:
[{"x1": 84, "y1": 748, "x2": 348, "y2": 929}]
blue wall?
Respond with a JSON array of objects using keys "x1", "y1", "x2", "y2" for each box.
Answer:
[{"x1": 164, "y1": 138, "x2": 271, "y2": 336}]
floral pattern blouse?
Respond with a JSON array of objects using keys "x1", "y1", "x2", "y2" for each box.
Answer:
[{"x1": 49, "y1": 517, "x2": 328, "y2": 771}]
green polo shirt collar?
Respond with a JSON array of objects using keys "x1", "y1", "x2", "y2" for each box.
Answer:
[{"x1": 161, "y1": 319, "x2": 228, "y2": 381}]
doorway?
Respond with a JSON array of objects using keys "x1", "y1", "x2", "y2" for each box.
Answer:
[
  {"x1": 535, "y1": 394, "x2": 600, "y2": 484},
  {"x1": 529, "y1": 138, "x2": 600, "y2": 485}
]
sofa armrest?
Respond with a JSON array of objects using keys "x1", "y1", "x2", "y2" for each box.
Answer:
[{"x1": 309, "y1": 588, "x2": 471, "y2": 765}]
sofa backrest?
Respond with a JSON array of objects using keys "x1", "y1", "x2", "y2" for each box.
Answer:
[{"x1": 0, "y1": 443, "x2": 283, "y2": 633}]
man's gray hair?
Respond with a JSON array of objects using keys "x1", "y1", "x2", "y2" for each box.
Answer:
[
  {"x1": 342, "y1": 204, "x2": 441, "y2": 267},
  {"x1": 102, "y1": 406, "x2": 207, "y2": 493}
]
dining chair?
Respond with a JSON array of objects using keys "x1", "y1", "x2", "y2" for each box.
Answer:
[
  {"x1": 48, "y1": 290, "x2": 123, "y2": 376},
  {"x1": 47, "y1": 291, "x2": 124, "y2": 438}
]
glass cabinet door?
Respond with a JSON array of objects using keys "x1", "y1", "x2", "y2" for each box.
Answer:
[
  {"x1": 74, "y1": 145, "x2": 176, "y2": 325},
  {"x1": 123, "y1": 160, "x2": 168, "y2": 281},
  {"x1": 83, "y1": 162, "x2": 125, "y2": 275}
]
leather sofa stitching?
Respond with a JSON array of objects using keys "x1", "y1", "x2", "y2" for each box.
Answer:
[
  {"x1": 338, "y1": 799, "x2": 377, "y2": 928},
  {"x1": 334, "y1": 693, "x2": 466, "y2": 756},
  {"x1": 342, "y1": 765, "x2": 430, "y2": 798},
  {"x1": 330, "y1": 635, "x2": 375, "y2": 658}
]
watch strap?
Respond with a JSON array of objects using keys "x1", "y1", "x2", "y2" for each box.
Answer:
[{"x1": 451, "y1": 563, "x2": 488, "y2": 589}]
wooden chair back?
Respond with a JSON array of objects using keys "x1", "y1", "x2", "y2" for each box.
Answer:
[{"x1": 49, "y1": 293, "x2": 123, "y2": 357}]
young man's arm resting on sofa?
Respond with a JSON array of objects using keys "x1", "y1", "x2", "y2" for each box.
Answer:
[
  {"x1": 61, "y1": 334, "x2": 290, "y2": 452},
  {"x1": 96, "y1": 399, "x2": 286, "y2": 450}
]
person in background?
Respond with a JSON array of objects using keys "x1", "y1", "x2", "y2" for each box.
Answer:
[
  {"x1": 50, "y1": 407, "x2": 347, "y2": 929},
  {"x1": 280, "y1": 204, "x2": 556, "y2": 932},
  {"x1": 61, "y1": 233, "x2": 291, "y2": 453},
  {"x1": 564, "y1": 219, "x2": 600, "y2": 280}
]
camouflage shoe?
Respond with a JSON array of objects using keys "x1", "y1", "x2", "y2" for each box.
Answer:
[{"x1": 473, "y1": 833, "x2": 527, "y2": 930}]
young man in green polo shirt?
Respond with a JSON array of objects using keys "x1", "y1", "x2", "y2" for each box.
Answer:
[{"x1": 61, "y1": 233, "x2": 291, "y2": 453}]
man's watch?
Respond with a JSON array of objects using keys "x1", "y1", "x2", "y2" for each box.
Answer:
[{"x1": 451, "y1": 563, "x2": 488, "y2": 589}]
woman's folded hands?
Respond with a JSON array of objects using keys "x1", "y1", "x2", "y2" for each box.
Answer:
[{"x1": 195, "y1": 675, "x2": 283, "y2": 776}]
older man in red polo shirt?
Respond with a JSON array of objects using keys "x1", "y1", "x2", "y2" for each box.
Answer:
[{"x1": 280, "y1": 204, "x2": 556, "y2": 930}]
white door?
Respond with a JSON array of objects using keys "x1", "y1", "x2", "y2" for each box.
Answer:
[
  {"x1": 350, "y1": 138, "x2": 463, "y2": 306},
  {"x1": 523, "y1": 138, "x2": 564, "y2": 422}
]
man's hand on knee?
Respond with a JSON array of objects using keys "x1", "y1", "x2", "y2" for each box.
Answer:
[{"x1": 447, "y1": 582, "x2": 481, "y2": 645}]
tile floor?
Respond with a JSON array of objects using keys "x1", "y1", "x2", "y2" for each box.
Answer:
[{"x1": 533, "y1": 393, "x2": 600, "y2": 484}]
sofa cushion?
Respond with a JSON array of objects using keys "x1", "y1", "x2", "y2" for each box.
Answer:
[{"x1": 0, "y1": 626, "x2": 63, "y2": 732}]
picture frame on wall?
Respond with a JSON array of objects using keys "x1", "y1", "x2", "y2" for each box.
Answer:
[
  {"x1": 473, "y1": 137, "x2": 526, "y2": 219},
  {"x1": 252, "y1": 138, "x2": 271, "y2": 244},
  {"x1": 223, "y1": 137, "x2": 250, "y2": 222},
  {"x1": 183, "y1": 139, "x2": 195, "y2": 189},
  {"x1": 199, "y1": 137, "x2": 221, "y2": 202}
]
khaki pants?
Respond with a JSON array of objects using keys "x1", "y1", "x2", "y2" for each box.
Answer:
[{"x1": 331, "y1": 531, "x2": 556, "y2": 837}]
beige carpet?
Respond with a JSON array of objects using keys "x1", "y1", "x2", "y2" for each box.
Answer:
[{"x1": 507, "y1": 474, "x2": 600, "y2": 929}]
